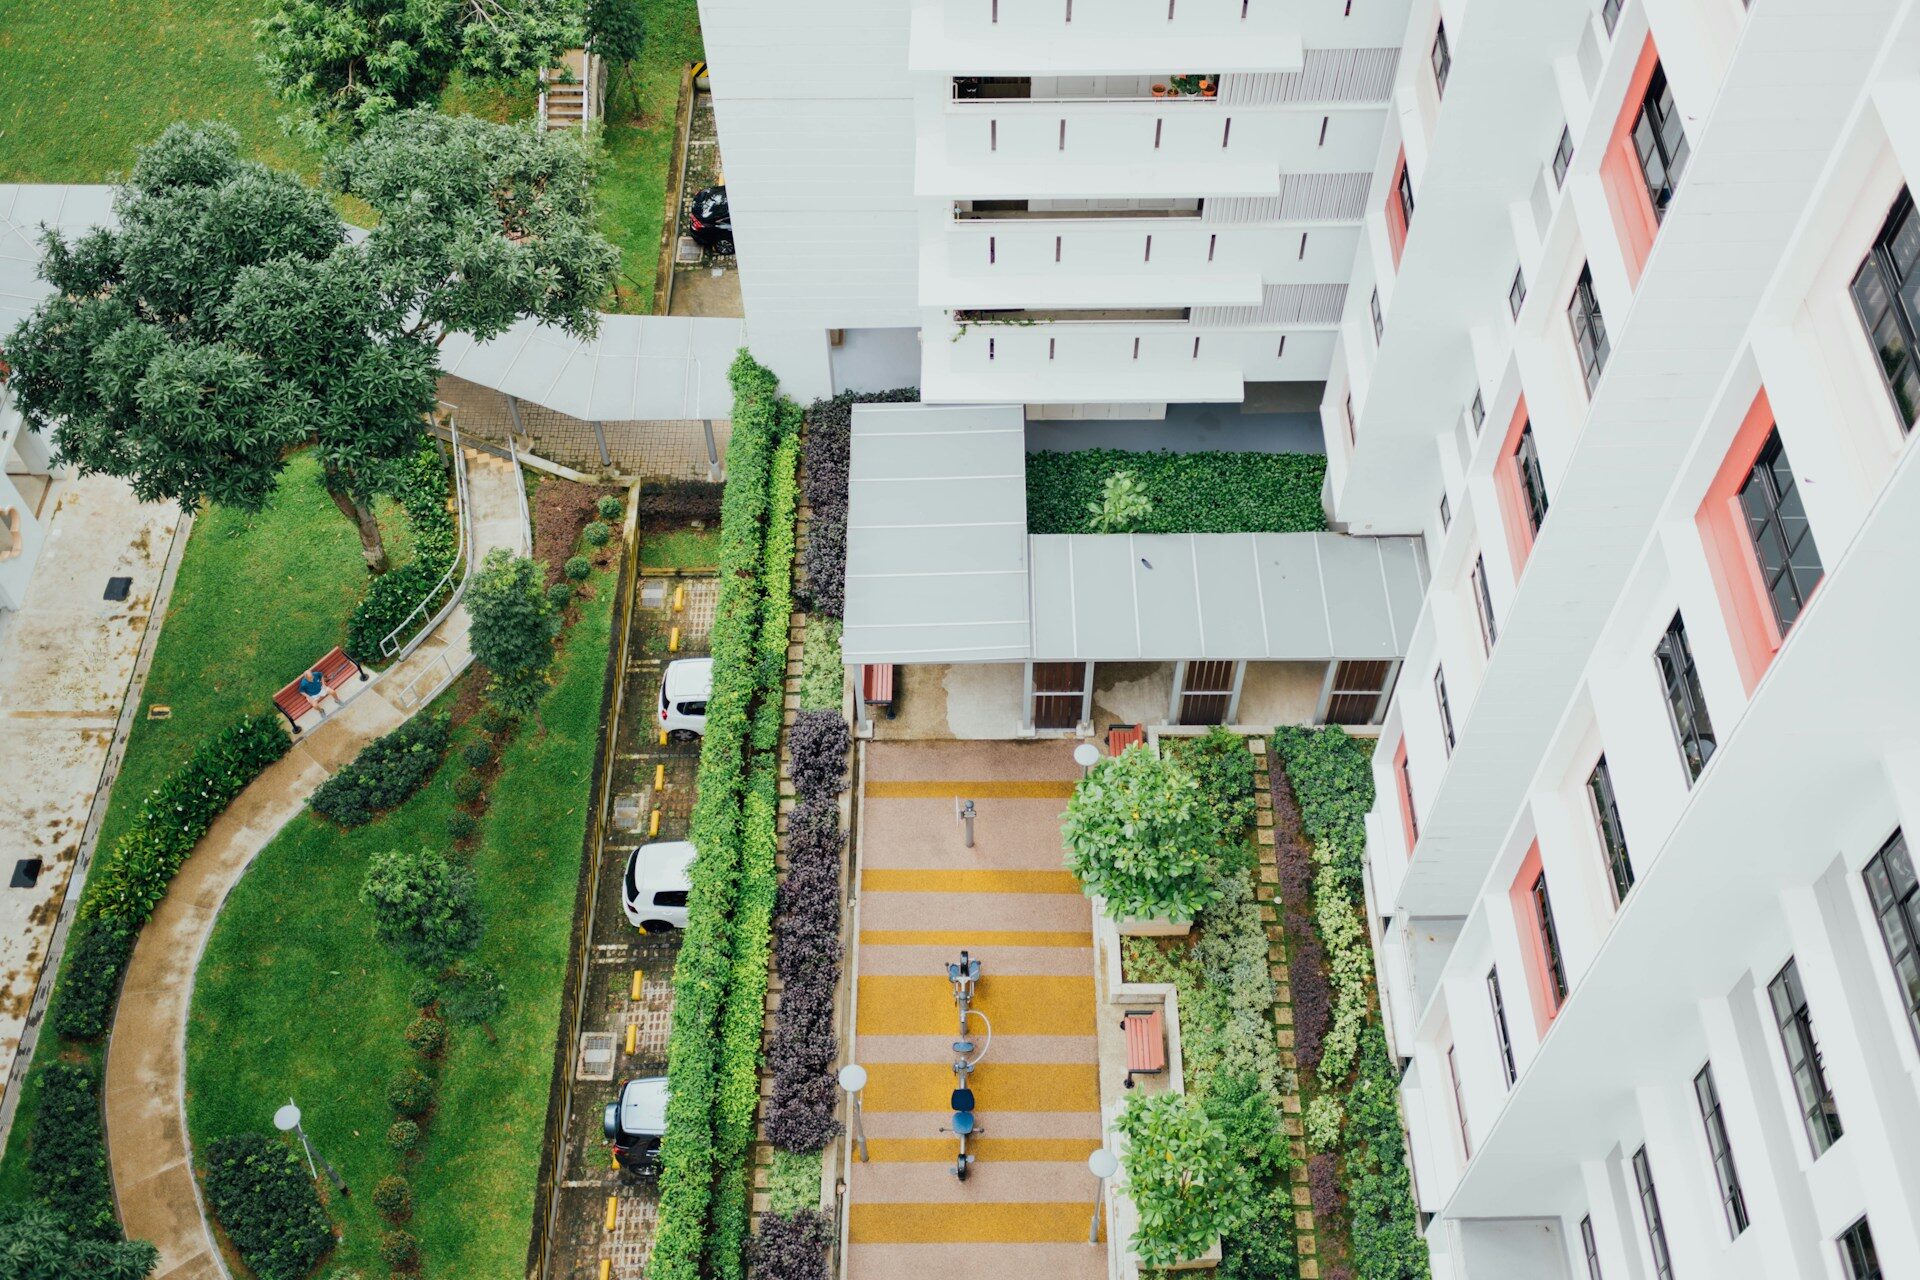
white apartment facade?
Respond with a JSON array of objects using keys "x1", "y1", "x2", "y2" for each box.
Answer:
[
  {"x1": 700, "y1": 0, "x2": 1413, "y2": 406},
  {"x1": 1336, "y1": 1, "x2": 1920, "y2": 1278}
]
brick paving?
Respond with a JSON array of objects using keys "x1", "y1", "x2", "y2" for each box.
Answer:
[{"x1": 438, "y1": 375, "x2": 729, "y2": 480}]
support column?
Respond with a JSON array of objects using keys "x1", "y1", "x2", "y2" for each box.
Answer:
[
  {"x1": 1078, "y1": 660, "x2": 1094, "y2": 733},
  {"x1": 1225, "y1": 660, "x2": 1248, "y2": 725},
  {"x1": 1314, "y1": 659, "x2": 1340, "y2": 725},
  {"x1": 1169, "y1": 659, "x2": 1187, "y2": 726}
]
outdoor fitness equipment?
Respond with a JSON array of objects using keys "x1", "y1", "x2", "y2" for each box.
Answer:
[
  {"x1": 947, "y1": 950, "x2": 982, "y2": 1035},
  {"x1": 943, "y1": 951, "x2": 989, "y2": 1180}
]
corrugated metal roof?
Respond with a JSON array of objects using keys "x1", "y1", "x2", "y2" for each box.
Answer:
[
  {"x1": 841, "y1": 402, "x2": 1032, "y2": 664},
  {"x1": 0, "y1": 185, "x2": 117, "y2": 337},
  {"x1": 437, "y1": 313, "x2": 744, "y2": 422}
]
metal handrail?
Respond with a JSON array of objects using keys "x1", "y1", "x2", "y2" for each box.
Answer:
[
  {"x1": 506, "y1": 430, "x2": 533, "y2": 555},
  {"x1": 380, "y1": 408, "x2": 476, "y2": 661}
]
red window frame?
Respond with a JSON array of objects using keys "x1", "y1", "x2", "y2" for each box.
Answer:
[
  {"x1": 1394, "y1": 736, "x2": 1419, "y2": 854},
  {"x1": 1599, "y1": 37, "x2": 1664, "y2": 287},
  {"x1": 1386, "y1": 149, "x2": 1411, "y2": 268},
  {"x1": 1508, "y1": 842, "x2": 1563, "y2": 1033},
  {"x1": 1491, "y1": 396, "x2": 1537, "y2": 575}
]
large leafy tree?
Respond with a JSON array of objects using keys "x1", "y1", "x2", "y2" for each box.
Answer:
[
  {"x1": 586, "y1": 0, "x2": 645, "y2": 98},
  {"x1": 466, "y1": 547, "x2": 559, "y2": 714},
  {"x1": 257, "y1": 0, "x2": 585, "y2": 142}
]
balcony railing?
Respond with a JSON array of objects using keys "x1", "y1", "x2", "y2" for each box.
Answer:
[
  {"x1": 953, "y1": 198, "x2": 1203, "y2": 221},
  {"x1": 951, "y1": 74, "x2": 1220, "y2": 103},
  {"x1": 954, "y1": 306, "x2": 1192, "y2": 323}
]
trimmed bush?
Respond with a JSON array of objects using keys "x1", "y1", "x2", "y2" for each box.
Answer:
[
  {"x1": 749, "y1": 1210, "x2": 832, "y2": 1280},
  {"x1": 461, "y1": 741, "x2": 494, "y2": 769},
  {"x1": 546, "y1": 580, "x2": 575, "y2": 609},
  {"x1": 386, "y1": 1119, "x2": 421, "y2": 1152},
  {"x1": 563, "y1": 554, "x2": 591, "y2": 581},
  {"x1": 796, "y1": 386, "x2": 916, "y2": 618},
  {"x1": 379, "y1": 1229, "x2": 420, "y2": 1269},
  {"x1": 1171, "y1": 727, "x2": 1257, "y2": 844},
  {"x1": 1273, "y1": 725, "x2": 1374, "y2": 897},
  {"x1": 28, "y1": 1061, "x2": 117, "y2": 1239},
  {"x1": 451, "y1": 772, "x2": 484, "y2": 802},
  {"x1": 1218, "y1": 1184, "x2": 1300, "y2": 1280},
  {"x1": 48, "y1": 920, "x2": 134, "y2": 1040},
  {"x1": 766, "y1": 1148, "x2": 821, "y2": 1216},
  {"x1": 581, "y1": 520, "x2": 611, "y2": 547},
  {"x1": 596, "y1": 493, "x2": 625, "y2": 519},
  {"x1": 1026, "y1": 449, "x2": 1327, "y2": 535},
  {"x1": 1115, "y1": 1091, "x2": 1243, "y2": 1268},
  {"x1": 796, "y1": 617, "x2": 842, "y2": 712},
  {"x1": 202, "y1": 1133, "x2": 335, "y2": 1280},
  {"x1": 385, "y1": 1066, "x2": 435, "y2": 1116},
  {"x1": 404, "y1": 1015, "x2": 445, "y2": 1057},
  {"x1": 1063, "y1": 745, "x2": 1219, "y2": 921},
  {"x1": 764, "y1": 797, "x2": 846, "y2": 1152},
  {"x1": 361, "y1": 847, "x2": 482, "y2": 969},
  {"x1": 406, "y1": 978, "x2": 439, "y2": 1009},
  {"x1": 446, "y1": 810, "x2": 479, "y2": 841},
  {"x1": 309, "y1": 714, "x2": 450, "y2": 827},
  {"x1": 786, "y1": 711, "x2": 849, "y2": 799},
  {"x1": 373, "y1": 1174, "x2": 413, "y2": 1221},
  {"x1": 470, "y1": 548, "x2": 561, "y2": 715}
]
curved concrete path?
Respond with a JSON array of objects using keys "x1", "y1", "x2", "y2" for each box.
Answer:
[{"x1": 103, "y1": 449, "x2": 528, "y2": 1280}]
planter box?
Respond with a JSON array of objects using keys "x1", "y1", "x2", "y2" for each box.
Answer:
[{"x1": 1114, "y1": 910, "x2": 1193, "y2": 937}]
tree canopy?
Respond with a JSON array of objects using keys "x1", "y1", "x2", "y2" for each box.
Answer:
[
  {"x1": 587, "y1": 0, "x2": 645, "y2": 75},
  {"x1": 467, "y1": 547, "x2": 560, "y2": 714},
  {"x1": 0, "y1": 1203, "x2": 156, "y2": 1280}
]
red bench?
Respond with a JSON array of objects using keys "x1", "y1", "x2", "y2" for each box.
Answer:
[
  {"x1": 1107, "y1": 724, "x2": 1145, "y2": 757},
  {"x1": 862, "y1": 663, "x2": 897, "y2": 719},
  {"x1": 1122, "y1": 1008, "x2": 1166, "y2": 1089},
  {"x1": 272, "y1": 646, "x2": 365, "y2": 733}
]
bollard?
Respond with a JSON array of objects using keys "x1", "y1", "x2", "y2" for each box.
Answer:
[
  {"x1": 669, "y1": 625, "x2": 681, "y2": 653},
  {"x1": 631, "y1": 969, "x2": 645, "y2": 1000},
  {"x1": 606, "y1": 1196, "x2": 618, "y2": 1231},
  {"x1": 601, "y1": 1262, "x2": 612, "y2": 1280},
  {"x1": 673, "y1": 584, "x2": 685, "y2": 612},
  {"x1": 658, "y1": 728, "x2": 668, "y2": 747},
  {"x1": 611, "y1": 1148, "x2": 619, "y2": 1171},
  {"x1": 649, "y1": 809, "x2": 661, "y2": 837},
  {"x1": 625, "y1": 1022, "x2": 637, "y2": 1055},
  {"x1": 654, "y1": 763, "x2": 665, "y2": 791}
]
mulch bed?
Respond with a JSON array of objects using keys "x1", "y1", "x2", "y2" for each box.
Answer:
[
  {"x1": 531, "y1": 476, "x2": 624, "y2": 586},
  {"x1": 636, "y1": 479, "x2": 722, "y2": 533}
]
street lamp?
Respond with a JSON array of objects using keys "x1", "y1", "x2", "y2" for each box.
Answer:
[
  {"x1": 1087, "y1": 1146, "x2": 1119, "y2": 1244},
  {"x1": 274, "y1": 1099, "x2": 348, "y2": 1198},
  {"x1": 956, "y1": 799, "x2": 977, "y2": 848},
  {"x1": 1073, "y1": 742, "x2": 1100, "y2": 776},
  {"x1": 838, "y1": 1063, "x2": 870, "y2": 1163}
]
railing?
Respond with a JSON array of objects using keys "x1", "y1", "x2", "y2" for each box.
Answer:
[
  {"x1": 506, "y1": 431, "x2": 532, "y2": 555},
  {"x1": 954, "y1": 204, "x2": 1202, "y2": 221},
  {"x1": 380, "y1": 408, "x2": 476, "y2": 661},
  {"x1": 951, "y1": 75, "x2": 1219, "y2": 104}
]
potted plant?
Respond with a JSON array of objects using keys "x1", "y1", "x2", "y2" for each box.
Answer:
[
  {"x1": 1152, "y1": 83, "x2": 1170, "y2": 98},
  {"x1": 1114, "y1": 1092, "x2": 1234, "y2": 1269},
  {"x1": 1169, "y1": 74, "x2": 1202, "y2": 96},
  {"x1": 1061, "y1": 744, "x2": 1218, "y2": 934},
  {"x1": 1200, "y1": 77, "x2": 1216, "y2": 98}
]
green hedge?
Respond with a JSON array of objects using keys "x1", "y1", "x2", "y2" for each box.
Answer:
[
  {"x1": 346, "y1": 442, "x2": 459, "y2": 663},
  {"x1": 27, "y1": 1062, "x2": 117, "y2": 1240},
  {"x1": 309, "y1": 713, "x2": 451, "y2": 826},
  {"x1": 1026, "y1": 449, "x2": 1327, "y2": 535},
  {"x1": 1272, "y1": 724, "x2": 1373, "y2": 895},
  {"x1": 652, "y1": 351, "x2": 799, "y2": 1280}
]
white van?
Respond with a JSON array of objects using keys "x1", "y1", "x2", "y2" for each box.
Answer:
[
  {"x1": 623, "y1": 840, "x2": 695, "y2": 931},
  {"x1": 658, "y1": 658, "x2": 711, "y2": 742}
]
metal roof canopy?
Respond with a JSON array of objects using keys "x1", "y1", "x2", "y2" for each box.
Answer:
[
  {"x1": 0, "y1": 185, "x2": 117, "y2": 337},
  {"x1": 841, "y1": 402, "x2": 1032, "y2": 664},
  {"x1": 1027, "y1": 532, "x2": 1427, "y2": 662}
]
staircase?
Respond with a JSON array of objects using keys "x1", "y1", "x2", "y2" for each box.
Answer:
[{"x1": 539, "y1": 49, "x2": 604, "y2": 134}]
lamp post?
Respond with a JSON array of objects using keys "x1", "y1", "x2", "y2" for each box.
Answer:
[
  {"x1": 1073, "y1": 742, "x2": 1100, "y2": 776},
  {"x1": 838, "y1": 1063, "x2": 870, "y2": 1163},
  {"x1": 274, "y1": 1099, "x2": 348, "y2": 1198},
  {"x1": 957, "y1": 799, "x2": 976, "y2": 848},
  {"x1": 1087, "y1": 1146, "x2": 1119, "y2": 1245}
]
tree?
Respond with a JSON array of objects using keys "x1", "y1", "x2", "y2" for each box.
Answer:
[
  {"x1": 1114, "y1": 1091, "x2": 1242, "y2": 1269},
  {"x1": 361, "y1": 847, "x2": 483, "y2": 969},
  {"x1": 257, "y1": 0, "x2": 585, "y2": 142},
  {"x1": 1061, "y1": 744, "x2": 1220, "y2": 921},
  {"x1": 0, "y1": 1203, "x2": 156, "y2": 1280},
  {"x1": 586, "y1": 0, "x2": 645, "y2": 98},
  {"x1": 1088, "y1": 468, "x2": 1153, "y2": 533},
  {"x1": 467, "y1": 548, "x2": 560, "y2": 715}
]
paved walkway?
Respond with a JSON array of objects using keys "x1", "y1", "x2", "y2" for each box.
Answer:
[
  {"x1": 103, "y1": 449, "x2": 527, "y2": 1280},
  {"x1": 846, "y1": 741, "x2": 1106, "y2": 1280}
]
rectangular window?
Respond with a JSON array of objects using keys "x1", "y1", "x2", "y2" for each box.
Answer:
[
  {"x1": 1398, "y1": 166, "x2": 1416, "y2": 229},
  {"x1": 1398, "y1": 748, "x2": 1419, "y2": 845},
  {"x1": 1580, "y1": 1216, "x2": 1604, "y2": 1280},
  {"x1": 1850, "y1": 189, "x2": 1920, "y2": 429},
  {"x1": 1431, "y1": 21, "x2": 1451, "y2": 96},
  {"x1": 1532, "y1": 871, "x2": 1569, "y2": 1003},
  {"x1": 1439, "y1": 493, "x2": 1451, "y2": 531},
  {"x1": 1587, "y1": 756, "x2": 1633, "y2": 904},
  {"x1": 1769, "y1": 958, "x2": 1844, "y2": 1157},
  {"x1": 1839, "y1": 1217, "x2": 1883, "y2": 1280},
  {"x1": 1863, "y1": 830, "x2": 1920, "y2": 1048},
  {"x1": 1371, "y1": 288, "x2": 1384, "y2": 343},
  {"x1": 1554, "y1": 126, "x2": 1575, "y2": 187},
  {"x1": 1434, "y1": 667, "x2": 1455, "y2": 754},
  {"x1": 1470, "y1": 389, "x2": 1485, "y2": 433},
  {"x1": 1515, "y1": 424, "x2": 1549, "y2": 534},
  {"x1": 1654, "y1": 612, "x2": 1715, "y2": 783},
  {"x1": 1632, "y1": 1147, "x2": 1674, "y2": 1280},
  {"x1": 1569, "y1": 265, "x2": 1611, "y2": 394},
  {"x1": 1601, "y1": 0, "x2": 1623, "y2": 35},
  {"x1": 1630, "y1": 65, "x2": 1690, "y2": 221},
  {"x1": 1446, "y1": 1042, "x2": 1469, "y2": 1157},
  {"x1": 1471, "y1": 555, "x2": 1498, "y2": 653},
  {"x1": 1487, "y1": 967, "x2": 1517, "y2": 1086},
  {"x1": 1694, "y1": 1063, "x2": 1749, "y2": 1238},
  {"x1": 1738, "y1": 428, "x2": 1823, "y2": 633},
  {"x1": 1509, "y1": 266, "x2": 1528, "y2": 319}
]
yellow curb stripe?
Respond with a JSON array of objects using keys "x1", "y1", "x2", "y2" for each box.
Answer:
[
  {"x1": 861, "y1": 869, "x2": 1081, "y2": 895},
  {"x1": 865, "y1": 780, "x2": 1075, "y2": 799},
  {"x1": 861, "y1": 1061, "x2": 1099, "y2": 1114},
  {"x1": 857, "y1": 974, "x2": 1096, "y2": 1036},
  {"x1": 860, "y1": 930, "x2": 1090, "y2": 949},
  {"x1": 866, "y1": 1137, "x2": 1103, "y2": 1163},
  {"x1": 849, "y1": 1201, "x2": 1093, "y2": 1244}
]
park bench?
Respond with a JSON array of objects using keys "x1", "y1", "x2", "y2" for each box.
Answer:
[
  {"x1": 272, "y1": 646, "x2": 365, "y2": 733},
  {"x1": 862, "y1": 663, "x2": 897, "y2": 719},
  {"x1": 1107, "y1": 724, "x2": 1145, "y2": 757},
  {"x1": 1122, "y1": 1007, "x2": 1166, "y2": 1089}
]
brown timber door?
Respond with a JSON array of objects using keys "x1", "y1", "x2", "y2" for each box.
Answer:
[
  {"x1": 1177, "y1": 660, "x2": 1236, "y2": 725},
  {"x1": 1031, "y1": 662, "x2": 1085, "y2": 729}
]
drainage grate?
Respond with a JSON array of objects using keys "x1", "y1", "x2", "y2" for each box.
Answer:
[
  {"x1": 577, "y1": 1031, "x2": 618, "y2": 1082},
  {"x1": 612, "y1": 794, "x2": 643, "y2": 831},
  {"x1": 11, "y1": 858, "x2": 42, "y2": 889},
  {"x1": 675, "y1": 236, "x2": 703, "y2": 265},
  {"x1": 103, "y1": 576, "x2": 132, "y2": 602}
]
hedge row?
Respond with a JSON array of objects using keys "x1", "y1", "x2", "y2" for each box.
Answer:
[
  {"x1": 309, "y1": 712, "x2": 450, "y2": 826},
  {"x1": 27, "y1": 1061, "x2": 118, "y2": 1240},
  {"x1": 796, "y1": 386, "x2": 917, "y2": 618},
  {"x1": 1025, "y1": 449, "x2": 1328, "y2": 536},
  {"x1": 347, "y1": 441, "x2": 460, "y2": 663},
  {"x1": 201, "y1": 1133, "x2": 334, "y2": 1280},
  {"x1": 651, "y1": 351, "x2": 799, "y2": 1280}
]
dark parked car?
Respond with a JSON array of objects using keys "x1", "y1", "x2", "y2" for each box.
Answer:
[{"x1": 689, "y1": 185, "x2": 733, "y2": 255}]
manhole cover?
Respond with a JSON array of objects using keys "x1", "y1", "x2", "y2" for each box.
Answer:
[
  {"x1": 640, "y1": 582, "x2": 667, "y2": 607},
  {"x1": 675, "y1": 236, "x2": 703, "y2": 265},
  {"x1": 11, "y1": 858, "x2": 42, "y2": 888},
  {"x1": 577, "y1": 1032, "x2": 617, "y2": 1081},
  {"x1": 612, "y1": 794, "x2": 643, "y2": 830},
  {"x1": 103, "y1": 576, "x2": 132, "y2": 602}
]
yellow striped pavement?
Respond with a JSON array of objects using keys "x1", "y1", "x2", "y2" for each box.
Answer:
[
  {"x1": 861, "y1": 1061, "x2": 1099, "y2": 1114},
  {"x1": 866, "y1": 1136, "x2": 1104, "y2": 1163},
  {"x1": 860, "y1": 868, "x2": 1081, "y2": 895},
  {"x1": 856, "y1": 974, "x2": 1096, "y2": 1036},
  {"x1": 850, "y1": 1202, "x2": 1094, "y2": 1244}
]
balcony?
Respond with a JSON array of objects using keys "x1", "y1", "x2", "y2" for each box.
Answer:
[
  {"x1": 953, "y1": 197, "x2": 1203, "y2": 221},
  {"x1": 954, "y1": 306, "x2": 1192, "y2": 323},
  {"x1": 951, "y1": 74, "x2": 1220, "y2": 103}
]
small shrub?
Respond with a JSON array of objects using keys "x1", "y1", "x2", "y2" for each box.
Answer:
[
  {"x1": 786, "y1": 711, "x2": 849, "y2": 801},
  {"x1": 379, "y1": 1229, "x2": 420, "y2": 1270},
  {"x1": 546, "y1": 580, "x2": 574, "y2": 609},
  {"x1": 451, "y1": 772, "x2": 484, "y2": 803},
  {"x1": 581, "y1": 520, "x2": 611, "y2": 547},
  {"x1": 766, "y1": 1148, "x2": 821, "y2": 1216},
  {"x1": 461, "y1": 741, "x2": 494, "y2": 770},
  {"x1": 1306, "y1": 1151, "x2": 1341, "y2": 1224},
  {"x1": 202, "y1": 1132, "x2": 335, "y2": 1280},
  {"x1": 362, "y1": 847, "x2": 482, "y2": 969},
  {"x1": 751, "y1": 1211, "x2": 832, "y2": 1280},
  {"x1": 1218, "y1": 1184, "x2": 1300, "y2": 1280},
  {"x1": 406, "y1": 978, "x2": 439, "y2": 1009},
  {"x1": 386, "y1": 1120, "x2": 421, "y2": 1152},
  {"x1": 386, "y1": 1067, "x2": 435, "y2": 1117},
  {"x1": 1203, "y1": 1071, "x2": 1289, "y2": 1185},
  {"x1": 475, "y1": 706, "x2": 513, "y2": 736},
  {"x1": 1173, "y1": 727, "x2": 1257, "y2": 843},
  {"x1": 1304, "y1": 1093, "x2": 1344, "y2": 1152},
  {"x1": 796, "y1": 618, "x2": 843, "y2": 712},
  {"x1": 442, "y1": 964, "x2": 505, "y2": 1027},
  {"x1": 596, "y1": 493, "x2": 625, "y2": 520},
  {"x1": 563, "y1": 554, "x2": 591, "y2": 581},
  {"x1": 1114, "y1": 1091, "x2": 1240, "y2": 1268},
  {"x1": 372, "y1": 1175, "x2": 413, "y2": 1221},
  {"x1": 446, "y1": 811, "x2": 479, "y2": 841},
  {"x1": 1087, "y1": 468, "x2": 1153, "y2": 533},
  {"x1": 404, "y1": 1016, "x2": 445, "y2": 1058},
  {"x1": 309, "y1": 714, "x2": 451, "y2": 827},
  {"x1": 48, "y1": 920, "x2": 134, "y2": 1040}
]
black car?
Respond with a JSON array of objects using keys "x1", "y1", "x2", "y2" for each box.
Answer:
[{"x1": 689, "y1": 185, "x2": 733, "y2": 255}]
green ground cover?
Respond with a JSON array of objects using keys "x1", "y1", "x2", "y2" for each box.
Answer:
[
  {"x1": 598, "y1": 0, "x2": 705, "y2": 312},
  {"x1": 1025, "y1": 449, "x2": 1329, "y2": 535},
  {"x1": 185, "y1": 555, "x2": 616, "y2": 1275},
  {"x1": 639, "y1": 526, "x2": 722, "y2": 569}
]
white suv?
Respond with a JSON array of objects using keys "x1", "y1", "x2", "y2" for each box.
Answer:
[
  {"x1": 658, "y1": 658, "x2": 711, "y2": 742},
  {"x1": 623, "y1": 840, "x2": 695, "y2": 931}
]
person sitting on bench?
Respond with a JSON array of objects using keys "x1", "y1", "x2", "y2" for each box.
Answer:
[{"x1": 298, "y1": 668, "x2": 332, "y2": 708}]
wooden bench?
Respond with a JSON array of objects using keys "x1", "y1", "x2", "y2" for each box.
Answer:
[
  {"x1": 272, "y1": 646, "x2": 365, "y2": 733},
  {"x1": 1107, "y1": 724, "x2": 1145, "y2": 757},
  {"x1": 1122, "y1": 1008, "x2": 1166, "y2": 1089},
  {"x1": 862, "y1": 663, "x2": 897, "y2": 719}
]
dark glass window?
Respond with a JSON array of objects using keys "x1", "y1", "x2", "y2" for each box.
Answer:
[
  {"x1": 1446, "y1": 1043, "x2": 1469, "y2": 1157},
  {"x1": 653, "y1": 889, "x2": 690, "y2": 908},
  {"x1": 1432, "y1": 21, "x2": 1451, "y2": 95},
  {"x1": 1632, "y1": 1147, "x2": 1674, "y2": 1280},
  {"x1": 1372, "y1": 288, "x2": 1384, "y2": 342},
  {"x1": 1862, "y1": 830, "x2": 1920, "y2": 1048},
  {"x1": 1587, "y1": 756, "x2": 1634, "y2": 904},
  {"x1": 1439, "y1": 493, "x2": 1451, "y2": 531},
  {"x1": 1532, "y1": 871, "x2": 1569, "y2": 1004},
  {"x1": 1569, "y1": 265, "x2": 1611, "y2": 394},
  {"x1": 1399, "y1": 752, "x2": 1419, "y2": 843},
  {"x1": 1840, "y1": 1217, "x2": 1883, "y2": 1280},
  {"x1": 1693, "y1": 1064, "x2": 1749, "y2": 1238},
  {"x1": 1472, "y1": 555, "x2": 1498, "y2": 653},
  {"x1": 1602, "y1": 0, "x2": 1623, "y2": 35},
  {"x1": 1487, "y1": 967, "x2": 1517, "y2": 1086},
  {"x1": 1433, "y1": 667, "x2": 1454, "y2": 754},
  {"x1": 1654, "y1": 613, "x2": 1715, "y2": 783},
  {"x1": 1553, "y1": 126, "x2": 1575, "y2": 188},
  {"x1": 1470, "y1": 389, "x2": 1485, "y2": 433},
  {"x1": 1851, "y1": 190, "x2": 1920, "y2": 429},
  {"x1": 1738, "y1": 428, "x2": 1823, "y2": 633},
  {"x1": 1509, "y1": 266, "x2": 1528, "y2": 319},
  {"x1": 1769, "y1": 958, "x2": 1844, "y2": 1156},
  {"x1": 1515, "y1": 423, "x2": 1549, "y2": 534},
  {"x1": 1398, "y1": 164, "x2": 1416, "y2": 229},
  {"x1": 1580, "y1": 1216, "x2": 1604, "y2": 1280},
  {"x1": 1631, "y1": 66, "x2": 1690, "y2": 221}
]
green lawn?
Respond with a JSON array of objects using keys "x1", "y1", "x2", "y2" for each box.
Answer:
[
  {"x1": 186, "y1": 559, "x2": 617, "y2": 1276},
  {"x1": 639, "y1": 526, "x2": 721, "y2": 569},
  {"x1": 597, "y1": 0, "x2": 705, "y2": 312}
]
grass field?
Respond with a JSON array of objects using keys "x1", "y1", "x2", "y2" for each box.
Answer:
[
  {"x1": 185, "y1": 556, "x2": 617, "y2": 1276},
  {"x1": 597, "y1": 0, "x2": 705, "y2": 312},
  {"x1": 639, "y1": 525, "x2": 721, "y2": 569}
]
